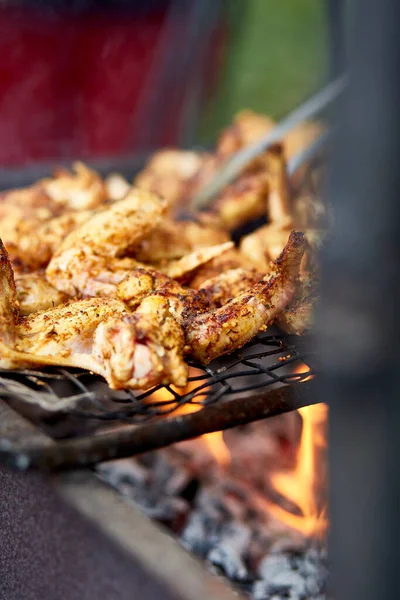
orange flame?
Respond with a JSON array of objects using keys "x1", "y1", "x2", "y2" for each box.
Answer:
[
  {"x1": 149, "y1": 368, "x2": 231, "y2": 467},
  {"x1": 267, "y1": 364, "x2": 328, "y2": 536}
]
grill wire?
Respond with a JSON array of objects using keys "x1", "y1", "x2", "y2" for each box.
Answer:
[{"x1": 0, "y1": 331, "x2": 314, "y2": 425}]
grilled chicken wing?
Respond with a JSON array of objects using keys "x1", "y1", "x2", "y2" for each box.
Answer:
[
  {"x1": 46, "y1": 190, "x2": 167, "y2": 296},
  {"x1": 186, "y1": 231, "x2": 305, "y2": 363},
  {"x1": 46, "y1": 188, "x2": 232, "y2": 296},
  {"x1": 15, "y1": 272, "x2": 68, "y2": 316},
  {"x1": 118, "y1": 232, "x2": 305, "y2": 364},
  {"x1": 0, "y1": 241, "x2": 187, "y2": 389},
  {"x1": 0, "y1": 240, "x2": 19, "y2": 347},
  {"x1": 94, "y1": 295, "x2": 187, "y2": 389},
  {"x1": 217, "y1": 110, "x2": 323, "y2": 164},
  {"x1": 0, "y1": 164, "x2": 108, "y2": 271}
]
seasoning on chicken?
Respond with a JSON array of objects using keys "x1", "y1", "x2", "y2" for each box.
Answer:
[
  {"x1": 161, "y1": 242, "x2": 234, "y2": 280},
  {"x1": 198, "y1": 268, "x2": 262, "y2": 308},
  {"x1": 212, "y1": 173, "x2": 269, "y2": 232},
  {"x1": 41, "y1": 162, "x2": 107, "y2": 211},
  {"x1": 186, "y1": 231, "x2": 306, "y2": 363},
  {"x1": 119, "y1": 232, "x2": 306, "y2": 364},
  {"x1": 131, "y1": 216, "x2": 230, "y2": 263},
  {"x1": 15, "y1": 272, "x2": 68, "y2": 316},
  {"x1": 188, "y1": 248, "x2": 257, "y2": 289},
  {"x1": 0, "y1": 241, "x2": 188, "y2": 389},
  {"x1": 135, "y1": 149, "x2": 207, "y2": 209},
  {"x1": 46, "y1": 188, "x2": 233, "y2": 297},
  {"x1": 94, "y1": 295, "x2": 188, "y2": 389},
  {"x1": 276, "y1": 272, "x2": 318, "y2": 335},
  {"x1": 0, "y1": 164, "x2": 109, "y2": 272},
  {"x1": 46, "y1": 189, "x2": 167, "y2": 296}
]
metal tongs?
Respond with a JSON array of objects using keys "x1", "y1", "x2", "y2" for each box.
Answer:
[{"x1": 192, "y1": 76, "x2": 346, "y2": 210}]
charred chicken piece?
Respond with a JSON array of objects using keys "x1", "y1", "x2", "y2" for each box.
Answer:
[
  {"x1": 186, "y1": 231, "x2": 306, "y2": 363},
  {"x1": 120, "y1": 232, "x2": 306, "y2": 364}
]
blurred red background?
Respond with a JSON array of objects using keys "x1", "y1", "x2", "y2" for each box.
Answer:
[{"x1": 0, "y1": 2, "x2": 226, "y2": 167}]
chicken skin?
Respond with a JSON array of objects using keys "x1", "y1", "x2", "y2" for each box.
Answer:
[
  {"x1": 0, "y1": 163, "x2": 108, "y2": 272},
  {"x1": 186, "y1": 231, "x2": 305, "y2": 363},
  {"x1": 46, "y1": 188, "x2": 233, "y2": 297},
  {"x1": 46, "y1": 189, "x2": 168, "y2": 296},
  {"x1": 117, "y1": 232, "x2": 306, "y2": 364},
  {"x1": 0, "y1": 241, "x2": 187, "y2": 389},
  {"x1": 15, "y1": 272, "x2": 68, "y2": 316}
]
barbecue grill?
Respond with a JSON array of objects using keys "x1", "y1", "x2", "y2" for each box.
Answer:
[{"x1": 3, "y1": 1, "x2": 395, "y2": 600}]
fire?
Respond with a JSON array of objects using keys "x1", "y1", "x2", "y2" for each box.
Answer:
[
  {"x1": 267, "y1": 364, "x2": 328, "y2": 536},
  {"x1": 149, "y1": 368, "x2": 231, "y2": 467}
]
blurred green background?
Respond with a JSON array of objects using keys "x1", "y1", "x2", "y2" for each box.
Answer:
[{"x1": 200, "y1": 0, "x2": 327, "y2": 141}]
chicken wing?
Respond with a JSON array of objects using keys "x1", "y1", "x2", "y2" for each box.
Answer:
[
  {"x1": 186, "y1": 231, "x2": 305, "y2": 363},
  {"x1": 94, "y1": 295, "x2": 187, "y2": 389},
  {"x1": 0, "y1": 164, "x2": 108, "y2": 271},
  {"x1": 0, "y1": 241, "x2": 187, "y2": 389},
  {"x1": 119, "y1": 232, "x2": 306, "y2": 364},
  {"x1": 46, "y1": 189, "x2": 167, "y2": 296}
]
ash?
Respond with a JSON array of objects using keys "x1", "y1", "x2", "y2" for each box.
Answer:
[{"x1": 98, "y1": 416, "x2": 328, "y2": 600}]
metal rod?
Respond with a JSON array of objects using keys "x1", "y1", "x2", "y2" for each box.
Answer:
[{"x1": 0, "y1": 381, "x2": 317, "y2": 471}]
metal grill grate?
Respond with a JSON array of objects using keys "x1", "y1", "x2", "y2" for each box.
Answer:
[{"x1": 0, "y1": 331, "x2": 314, "y2": 424}]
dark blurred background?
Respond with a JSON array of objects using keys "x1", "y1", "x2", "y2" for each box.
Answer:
[{"x1": 0, "y1": 0, "x2": 326, "y2": 168}]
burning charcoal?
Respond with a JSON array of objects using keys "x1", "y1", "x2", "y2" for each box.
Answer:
[
  {"x1": 253, "y1": 576, "x2": 307, "y2": 600},
  {"x1": 207, "y1": 545, "x2": 249, "y2": 582},
  {"x1": 142, "y1": 496, "x2": 189, "y2": 533},
  {"x1": 255, "y1": 553, "x2": 308, "y2": 599},
  {"x1": 257, "y1": 553, "x2": 292, "y2": 580},
  {"x1": 97, "y1": 459, "x2": 147, "y2": 488},
  {"x1": 218, "y1": 522, "x2": 252, "y2": 556},
  {"x1": 181, "y1": 512, "x2": 214, "y2": 557}
]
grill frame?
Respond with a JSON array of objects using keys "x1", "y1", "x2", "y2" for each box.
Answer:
[{"x1": 0, "y1": 332, "x2": 317, "y2": 472}]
